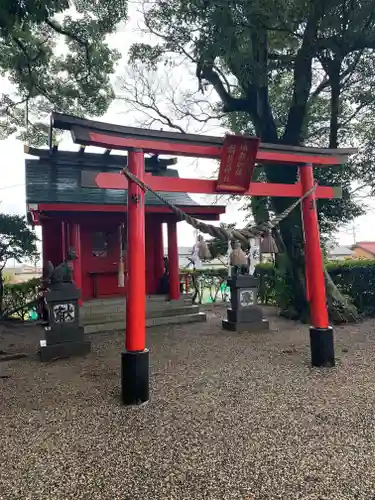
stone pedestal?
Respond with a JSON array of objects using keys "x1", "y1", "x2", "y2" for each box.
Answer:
[
  {"x1": 222, "y1": 275, "x2": 269, "y2": 332},
  {"x1": 39, "y1": 282, "x2": 91, "y2": 362}
]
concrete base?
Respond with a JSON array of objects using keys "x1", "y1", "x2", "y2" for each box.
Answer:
[
  {"x1": 222, "y1": 319, "x2": 269, "y2": 333},
  {"x1": 39, "y1": 340, "x2": 91, "y2": 362},
  {"x1": 44, "y1": 325, "x2": 85, "y2": 345},
  {"x1": 227, "y1": 307, "x2": 264, "y2": 324}
]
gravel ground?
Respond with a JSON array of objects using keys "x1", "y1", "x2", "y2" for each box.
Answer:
[{"x1": 1, "y1": 309, "x2": 375, "y2": 500}]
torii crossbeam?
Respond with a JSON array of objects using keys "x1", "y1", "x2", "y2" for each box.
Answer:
[{"x1": 50, "y1": 112, "x2": 357, "y2": 406}]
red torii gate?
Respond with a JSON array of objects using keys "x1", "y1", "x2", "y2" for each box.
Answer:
[{"x1": 50, "y1": 113, "x2": 356, "y2": 405}]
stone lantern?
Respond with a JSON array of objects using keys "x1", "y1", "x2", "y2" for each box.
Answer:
[{"x1": 222, "y1": 238, "x2": 269, "y2": 333}]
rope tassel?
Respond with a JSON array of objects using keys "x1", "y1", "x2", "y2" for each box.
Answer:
[{"x1": 122, "y1": 168, "x2": 317, "y2": 245}]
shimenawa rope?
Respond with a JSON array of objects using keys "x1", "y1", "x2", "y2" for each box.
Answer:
[{"x1": 122, "y1": 168, "x2": 317, "y2": 246}]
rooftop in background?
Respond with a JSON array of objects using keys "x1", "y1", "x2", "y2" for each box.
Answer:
[
  {"x1": 352, "y1": 242, "x2": 375, "y2": 256},
  {"x1": 327, "y1": 245, "x2": 354, "y2": 258}
]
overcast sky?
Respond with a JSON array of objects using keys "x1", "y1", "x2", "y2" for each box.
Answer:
[{"x1": 1, "y1": 2, "x2": 375, "y2": 252}]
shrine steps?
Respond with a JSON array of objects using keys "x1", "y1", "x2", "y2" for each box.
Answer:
[{"x1": 81, "y1": 296, "x2": 206, "y2": 335}]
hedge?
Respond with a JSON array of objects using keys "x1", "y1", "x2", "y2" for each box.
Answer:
[
  {"x1": 181, "y1": 260, "x2": 375, "y2": 317},
  {"x1": 326, "y1": 259, "x2": 375, "y2": 316}
]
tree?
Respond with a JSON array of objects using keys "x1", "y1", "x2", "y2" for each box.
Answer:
[
  {"x1": 0, "y1": 213, "x2": 39, "y2": 314},
  {"x1": 0, "y1": 0, "x2": 128, "y2": 145},
  {"x1": 124, "y1": 0, "x2": 375, "y2": 321}
]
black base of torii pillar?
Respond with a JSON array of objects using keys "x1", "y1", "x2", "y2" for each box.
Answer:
[{"x1": 309, "y1": 327, "x2": 335, "y2": 367}]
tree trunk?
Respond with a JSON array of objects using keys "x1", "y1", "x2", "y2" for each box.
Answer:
[
  {"x1": 262, "y1": 160, "x2": 358, "y2": 323},
  {"x1": 0, "y1": 271, "x2": 4, "y2": 317},
  {"x1": 271, "y1": 199, "x2": 310, "y2": 321},
  {"x1": 324, "y1": 268, "x2": 359, "y2": 323}
]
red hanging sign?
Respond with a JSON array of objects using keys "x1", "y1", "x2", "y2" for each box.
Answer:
[{"x1": 216, "y1": 135, "x2": 260, "y2": 193}]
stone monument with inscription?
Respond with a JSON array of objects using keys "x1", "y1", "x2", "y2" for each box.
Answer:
[{"x1": 39, "y1": 248, "x2": 91, "y2": 362}]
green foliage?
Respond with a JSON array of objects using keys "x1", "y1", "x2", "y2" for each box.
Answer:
[
  {"x1": 255, "y1": 263, "x2": 277, "y2": 305},
  {"x1": 0, "y1": 212, "x2": 39, "y2": 314},
  {"x1": 258, "y1": 259, "x2": 375, "y2": 318},
  {"x1": 0, "y1": 0, "x2": 127, "y2": 145},
  {"x1": 256, "y1": 258, "x2": 294, "y2": 310},
  {"x1": 0, "y1": 1, "x2": 68, "y2": 34},
  {"x1": 1, "y1": 278, "x2": 40, "y2": 320},
  {"x1": 0, "y1": 213, "x2": 39, "y2": 269},
  {"x1": 1, "y1": 271, "x2": 13, "y2": 284},
  {"x1": 326, "y1": 260, "x2": 375, "y2": 317},
  {"x1": 183, "y1": 259, "x2": 375, "y2": 318}
]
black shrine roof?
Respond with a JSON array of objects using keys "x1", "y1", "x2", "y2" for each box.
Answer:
[{"x1": 25, "y1": 147, "x2": 204, "y2": 208}]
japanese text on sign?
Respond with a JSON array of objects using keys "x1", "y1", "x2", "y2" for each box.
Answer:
[
  {"x1": 217, "y1": 135, "x2": 259, "y2": 193},
  {"x1": 53, "y1": 303, "x2": 76, "y2": 323}
]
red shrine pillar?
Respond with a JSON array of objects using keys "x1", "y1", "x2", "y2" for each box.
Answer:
[
  {"x1": 300, "y1": 208, "x2": 310, "y2": 303},
  {"x1": 299, "y1": 163, "x2": 334, "y2": 367},
  {"x1": 61, "y1": 221, "x2": 67, "y2": 261},
  {"x1": 121, "y1": 148, "x2": 149, "y2": 405},
  {"x1": 41, "y1": 223, "x2": 48, "y2": 270},
  {"x1": 154, "y1": 220, "x2": 165, "y2": 291},
  {"x1": 167, "y1": 219, "x2": 180, "y2": 300},
  {"x1": 70, "y1": 223, "x2": 83, "y2": 306}
]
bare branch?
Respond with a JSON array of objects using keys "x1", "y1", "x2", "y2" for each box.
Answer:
[
  {"x1": 116, "y1": 70, "x2": 186, "y2": 133},
  {"x1": 116, "y1": 65, "x2": 224, "y2": 135},
  {"x1": 308, "y1": 76, "x2": 330, "y2": 102}
]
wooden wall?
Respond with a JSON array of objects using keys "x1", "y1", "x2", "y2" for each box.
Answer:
[{"x1": 40, "y1": 213, "x2": 165, "y2": 300}]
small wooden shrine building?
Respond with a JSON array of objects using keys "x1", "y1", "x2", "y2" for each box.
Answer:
[{"x1": 24, "y1": 146, "x2": 226, "y2": 302}]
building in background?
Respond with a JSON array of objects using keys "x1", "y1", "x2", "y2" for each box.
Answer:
[
  {"x1": 326, "y1": 244, "x2": 354, "y2": 261},
  {"x1": 3, "y1": 264, "x2": 42, "y2": 284},
  {"x1": 351, "y1": 242, "x2": 375, "y2": 260}
]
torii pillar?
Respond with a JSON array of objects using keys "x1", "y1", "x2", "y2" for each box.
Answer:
[
  {"x1": 300, "y1": 163, "x2": 334, "y2": 367},
  {"x1": 121, "y1": 148, "x2": 149, "y2": 405}
]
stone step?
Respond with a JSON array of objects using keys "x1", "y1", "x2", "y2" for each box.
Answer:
[
  {"x1": 83, "y1": 305, "x2": 200, "y2": 325},
  {"x1": 83, "y1": 296, "x2": 165, "y2": 307},
  {"x1": 82, "y1": 297, "x2": 192, "y2": 318},
  {"x1": 84, "y1": 312, "x2": 207, "y2": 335},
  {"x1": 83, "y1": 294, "x2": 192, "y2": 308}
]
